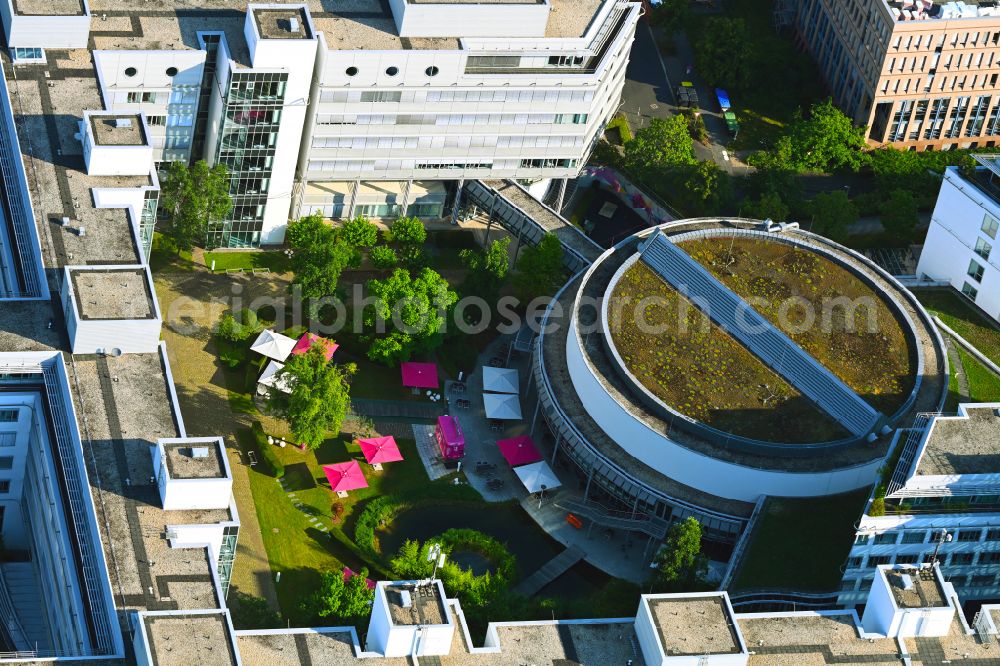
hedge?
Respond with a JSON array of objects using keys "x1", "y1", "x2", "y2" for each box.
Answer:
[{"x1": 251, "y1": 421, "x2": 285, "y2": 479}]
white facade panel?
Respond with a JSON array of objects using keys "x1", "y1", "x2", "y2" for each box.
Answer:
[
  {"x1": 2, "y1": 7, "x2": 89, "y2": 49},
  {"x1": 389, "y1": 0, "x2": 549, "y2": 38}
]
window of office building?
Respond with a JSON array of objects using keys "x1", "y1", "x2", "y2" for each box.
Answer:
[
  {"x1": 855, "y1": 534, "x2": 870, "y2": 545},
  {"x1": 972, "y1": 574, "x2": 996, "y2": 586},
  {"x1": 968, "y1": 259, "x2": 985, "y2": 282},
  {"x1": 874, "y1": 532, "x2": 899, "y2": 545},
  {"x1": 962, "y1": 281, "x2": 979, "y2": 300},
  {"x1": 901, "y1": 531, "x2": 927, "y2": 544},
  {"x1": 847, "y1": 556, "x2": 864, "y2": 568},
  {"x1": 0, "y1": 457, "x2": 12, "y2": 471},
  {"x1": 126, "y1": 92, "x2": 156, "y2": 104},
  {"x1": 976, "y1": 237, "x2": 993, "y2": 260},
  {"x1": 980, "y1": 551, "x2": 1000, "y2": 564},
  {"x1": 958, "y1": 529, "x2": 983, "y2": 542},
  {"x1": 869, "y1": 555, "x2": 891, "y2": 566},
  {"x1": 360, "y1": 91, "x2": 402, "y2": 103},
  {"x1": 950, "y1": 553, "x2": 975, "y2": 565},
  {"x1": 895, "y1": 554, "x2": 919, "y2": 565},
  {"x1": 983, "y1": 214, "x2": 999, "y2": 239},
  {"x1": 0, "y1": 480, "x2": 8, "y2": 494},
  {"x1": 0, "y1": 409, "x2": 16, "y2": 422},
  {"x1": 11, "y1": 47, "x2": 44, "y2": 63}
]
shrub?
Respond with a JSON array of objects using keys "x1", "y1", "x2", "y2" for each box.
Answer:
[
  {"x1": 369, "y1": 245, "x2": 398, "y2": 269},
  {"x1": 251, "y1": 421, "x2": 284, "y2": 478},
  {"x1": 606, "y1": 114, "x2": 633, "y2": 144},
  {"x1": 341, "y1": 216, "x2": 380, "y2": 248},
  {"x1": 387, "y1": 216, "x2": 427, "y2": 245}
]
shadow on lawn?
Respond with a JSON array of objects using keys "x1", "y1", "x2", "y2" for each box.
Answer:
[{"x1": 284, "y1": 462, "x2": 317, "y2": 491}]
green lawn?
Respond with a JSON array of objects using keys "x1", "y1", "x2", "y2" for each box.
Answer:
[
  {"x1": 149, "y1": 232, "x2": 197, "y2": 273},
  {"x1": 237, "y1": 427, "x2": 455, "y2": 624},
  {"x1": 732, "y1": 488, "x2": 870, "y2": 592},
  {"x1": 204, "y1": 250, "x2": 292, "y2": 273},
  {"x1": 915, "y1": 288, "x2": 1000, "y2": 366},
  {"x1": 959, "y1": 348, "x2": 1000, "y2": 403}
]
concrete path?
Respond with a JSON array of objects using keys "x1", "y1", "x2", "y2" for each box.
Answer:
[
  {"x1": 945, "y1": 337, "x2": 971, "y2": 402},
  {"x1": 411, "y1": 424, "x2": 450, "y2": 481},
  {"x1": 351, "y1": 398, "x2": 444, "y2": 420},
  {"x1": 513, "y1": 545, "x2": 585, "y2": 596}
]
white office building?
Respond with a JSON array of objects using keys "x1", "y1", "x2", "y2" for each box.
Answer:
[
  {"x1": 839, "y1": 404, "x2": 1000, "y2": 608},
  {"x1": 5, "y1": 0, "x2": 639, "y2": 248},
  {"x1": 917, "y1": 156, "x2": 1000, "y2": 322}
]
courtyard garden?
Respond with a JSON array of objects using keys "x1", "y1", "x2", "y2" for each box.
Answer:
[
  {"x1": 609, "y1": 261, "x2": 848, "y2": 443},
  {"x1": 681, "y1": 236, "x2": 916, "y2": 416}
]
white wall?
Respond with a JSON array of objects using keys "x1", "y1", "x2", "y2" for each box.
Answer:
[
  {"x1": 2, "y1": 6, "x2": 90, "y2": 49},
  {"x1": 564, "y1": 317, "x2": 883, "y2": 501},
  {"x1": 367, "y1": 580, "x2": 454, "y2": 657},
  {"x1": 61, "y1": 265, "x2": 162, "y2": 355},
  {"x1": 388, "y1": 0, "x2": 550, "y2": 38},
  {"x1": 917, "y1": 168, "x2": 1000, "y2": 321}
]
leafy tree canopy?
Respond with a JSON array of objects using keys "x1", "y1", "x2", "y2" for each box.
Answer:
[
  {"x1": 513, "y1": 233, "x2": 565, "y2": 302},
  {"x1": 655, "y1": 517, "x2": 708, "y2": 591},
  {"x1": 302, "y1": 568, "x2": 374, "y2": 627},
  {"x1": 364, "y1": 267, "x2": 458, "y2": 365},
  {"x1": 216, "y1": 308, "x2": 265, "y2": 343},
  {"x1": 880, "y1": 188, "x2": 920, "y2": 244},
  {"x1": 680, "y1": 161, "x2": 730, "y2": 213},
  {"x1": 789, "y1": 99, "x2": 867, "y2": 173},
  {"x1": 341, "y1": 215, "x2": 380, "y2": 248},
  {"x1": 460, "y1": 237, "x2": 511, "y2": 297},
  {"x1": 693, "y1": 18, "x2": 756, "y2": 92},
  {"x1": 387, "y1": 216, "x2": 427, "y2": 245},
  {"x1": 624, "y1": 116, "x2": 695, "y2": 172},
  {"x1": 270, "y1": 345, "x2": 355, "y2": 449},
  {"x1": 369, "y1": 245, "x2": 398, "y2": 270},
  {"x1": 160, "y1": 160, "x2": 232, "y2": 252},
  {"x1": 650, "y1": 0, "x2": 691, "y2": 33},
  {"x1": 286, "y1": 214, "x2": 357, "y2": 301},
  {"x1": 746, "y1": 191, "x2": 790, "y2": 222},
  {"x1": 810, "y1": 190, "x2": 857, "y2": 244},
  {"x1": 229, "y1": 589, "x2": 281, "y2": 629}
]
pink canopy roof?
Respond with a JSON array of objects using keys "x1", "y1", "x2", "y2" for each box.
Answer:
[
  {"x1": 291, "y1": 333, "x2": 338, "y2": 361},
  {"x1": 401, "y1": 361, "x2": 439, "y2": 388},
  {"x1": 496, "y1": 435, "x2": 543, "y2": 468},
  {"x1": 322, "y1": 461, "x2": 368, "y2": 493},
  {"x1": 343, "y1": 567, "x2": 376, "y2": 590},
  {"x1": 358, "y1": 436, "x2": 403, "y2": 465}
]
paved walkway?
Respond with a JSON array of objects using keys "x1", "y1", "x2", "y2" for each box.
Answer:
[
  {"x1": 513, "y1": 546, "x2": 585, "y2": 596},
  {"x1": 412, "y1": 424, "x2": 450, "y2": 481},
  {"x1": 944, "y1": 337, "x2": 971, "y2": 402}
]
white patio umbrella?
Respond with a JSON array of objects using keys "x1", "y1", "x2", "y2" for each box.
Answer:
[
  {"x1": 483, "y1": 392, "x2": 522, "y2": 420},
  {"x1": 258, "y1": 360, "x2": 293, "y2": 394},
  {"x1": 250, "y1": 329, "x2": 296, "y2": 362},
  {"x1": 514, "y1": 461, "x2": 562, "y2": 494},
  {"x1": 482, "y1": 366, "x2": 519, "y2": 394}
]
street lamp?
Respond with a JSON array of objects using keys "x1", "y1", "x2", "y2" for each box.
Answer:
[{"x1": 930, "y1": 528, "x2": 952, "y2": 567}]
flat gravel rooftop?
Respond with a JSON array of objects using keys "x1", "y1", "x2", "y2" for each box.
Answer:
[
  {"x1": 916, "y1": 407, "x2": 1000, "y2": 476},
  {"x1": 70, "y1": 268, "x2": 154, "y2": 321}
]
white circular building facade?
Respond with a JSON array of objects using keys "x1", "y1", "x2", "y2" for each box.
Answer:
[{"x1": 532, "y1": 219, "x2": 947, "y2": 543}]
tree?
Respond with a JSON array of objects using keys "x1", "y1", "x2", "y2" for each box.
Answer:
[
  {"x1": 216, "y1": 308, "x2": 265, "y2": 343},
  {"x1": 286, "y1": 214, "x2": 356, "y2": 301},
  {"x1": 680, "y1": 161, "x2": 729, "y2": 214},
  {"x1": 160, "y1": 160, "x2": 232, "y2": 252},
  {"x1": 655, "y1": 517, "x2": 708, "y2": 590},
  {"x1": 624, "y1": 116, "x2": 695, "y2": 172},
  {"x1": 810, "y1": 190, "x2": 857, "y2": 244},
  {"x1": 364, "y1": 267, "x2": 458, "y2": 365},
  {"x1": 341, "y1": 215, "x2": 380, "y2": 248},
  {"x1": 650, "y1": 0, "x2": 691, "y2": 33},
  {"x1": 270, "y1": 345, "x2": 355, "y2": 449},
  {"x1": 513, "y1": 233, "x2": 565, "y2": 302},
  {"x1": 369, "y1": 245, "x2": 398, "y2": 269},
  {"x1": 788, "y1": 99, "x2": 867, "y2": 173},
  {"x1": 387, "y1": 216, "x2": 427, "y2": 245},
  {"x1": 693, "y1": 18, "x2": 756, "y2": 91},
  {"x1": 746, "y1": 191, "x2": 790, "y2": 222},
  {"x1": 302, "y1": 568, "x2": 374, "y2": 626},
  {"x1": 880, "y1": 189, "x2": 919, "y2": 243},
  {"x1": 460, "y1": 237, "x2": 511, "y2": 298}
]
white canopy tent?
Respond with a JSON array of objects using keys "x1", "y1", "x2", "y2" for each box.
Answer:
[
  {"x1": 250, "y1": 329, "x2": 296, "y2": 362},
  {"x1": 514, "y1": 461, "x2": 562, "y2": 494},
  {"x1": 482, "y1": 366, "x2": 519, "y2": 394},
  {"x1": 483, "y1": 392, "x2": 522, "y2": 420},
  {"x1": 258, "y1": 360, "x2": 293, "y2": 394}
]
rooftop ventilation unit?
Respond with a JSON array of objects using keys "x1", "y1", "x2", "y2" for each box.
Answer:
[
  {"x1": 901, "y1": 573, "x2": 914, "y2": 590},
  {"x1": 289, "y1": 16, "x2": 300, "y2": 32},
  {"x1": 114, "y1": 118, "x2": 133, "y2": 129},
  {"x1": 191, "y1": 447, "x2": 211, "y2": 458},
  {"x1": 399, "y1": 590, "x2": 412, "y2": 608}
]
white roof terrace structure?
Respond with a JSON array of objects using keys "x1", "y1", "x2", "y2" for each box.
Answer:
[
  {"x1": 153, "y1": 437, "x2": 234, "y2": 512},
  {"x1": 61, "y1": 265, "x2": 163, "y2": 354}
]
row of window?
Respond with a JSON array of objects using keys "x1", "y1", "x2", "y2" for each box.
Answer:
[
  {"x1": 316, "y1": 113, "x2": 589, "y2": 127},
  {"x1": 888, "y1": 51, "x2": 999, "y2": 74},
  {"x1": 848, "y1": 549, "x2": 1000, "y2": 571},
  {"x1": 855, "y1": 526, "x2": 1000, "y2": 545},
  {"x1": 345, "y1": 66, "x2": 438, "y2": 78},
  {"x1": 310, "y1": 134, "x2": 584, "y2": 151},
  {"x1": 892, "y1": 30, "x2": 1000, "y2": 51},
  {"x1": 307, "y1": 157, "x2": 576, "y2": 173},
  {"x1": 318, "y1": 88, "x2": 595, "y2": 105},
  {"x1": 0, "y1": 409, "x2": 17, "y2": 422},
  {"x1": 842, "y1": 572, "x2": 998, "y2": 594},
  {"x1": 881, "y1": 72, "x2": 999, "y2": 96}
]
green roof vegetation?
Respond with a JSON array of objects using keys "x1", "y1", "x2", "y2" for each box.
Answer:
[
  {"x1": 681, "y1": 237, "x2": 916, "y2": 416},
  {"x1": 608, "y1": 261, "x2": 848, "y2": 443},
  {"x1": 916, "y1": 288, "x2": 1000, "y2": 367},
  {"x1": 732, "y1": 488, "x2": 870, "y2": 592}
]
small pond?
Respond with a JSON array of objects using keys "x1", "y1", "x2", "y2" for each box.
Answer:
[{"x1": 377, "y1": 503, "x2": 608, "y2": 600}]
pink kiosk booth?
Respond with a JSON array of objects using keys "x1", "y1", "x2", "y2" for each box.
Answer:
[{"x1": 435, "y1": 415, "x2": 465, "y2": 465}]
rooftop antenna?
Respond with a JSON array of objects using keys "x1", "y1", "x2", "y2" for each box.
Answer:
[{"x1": 427, "y1": 543, "x2": 446, "y2": 582}]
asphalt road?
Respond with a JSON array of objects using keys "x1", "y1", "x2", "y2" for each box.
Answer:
[{"x1": 620, "y1": 21, "x2": 746, "y2": 174}]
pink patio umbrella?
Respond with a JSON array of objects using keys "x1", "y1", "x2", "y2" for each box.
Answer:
[
  {"x1": 323, "y1": 461, "x2": 368, "y2": 496},
  {"x1": 401, "y1": 361, "x2": 439, "y2": 389},
  {"x1": 358, "y1": 436, "x2": 403, "y2": 469},
  {"x1": 496, "y1": 435, "x2": 543, "y2": 468},
  {"x1": 291, "y1": 333, "x2": 339, "y2": 361}
]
